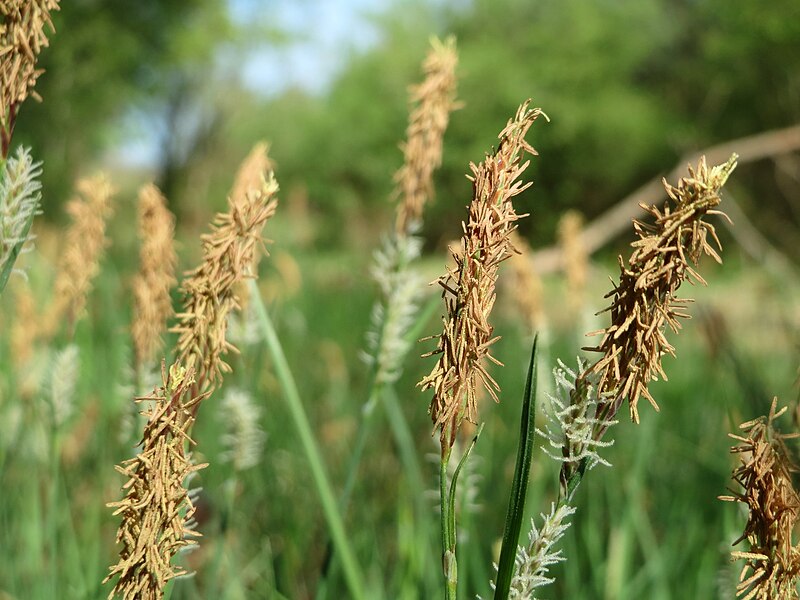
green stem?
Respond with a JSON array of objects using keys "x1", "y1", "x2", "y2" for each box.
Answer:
[
  {"x1": 249, "y1": 280, "x2": 367, "y2": 600},
  {"x1": 440, "y1": 449, "x2": 456, "y2": 600}
]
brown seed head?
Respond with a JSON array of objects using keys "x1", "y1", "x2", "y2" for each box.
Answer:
[
  {"x1": 720, "y1": 399, "x2": 800, "y2": 600},
  {"x1": 229, "y1": 142, "x2": 273, "y2": 209},
  {"x1": 586, "y1": 154, "x2": 737, "y2": 423},
  {"x1": 0, "y1": 0, "x2": 61, "y2": 157},
  {"x1": 172, "y1": 172, "x2": 279, "y2": 396},
  {"x1": 394, "y1": 36, "x2": 459, "y2": 235},
  {"x1": 104, "y1": 362, "x2": 209, "y2": 600},
  {"x1": 132, "y1": 184, "x2": 177, "y2": 373},
  {"x1": 47, "y1": 173, "x2": 114, "y2": 336},
  {"x1": 419, "y1": 101, "x2": 544, "y2": 449}
]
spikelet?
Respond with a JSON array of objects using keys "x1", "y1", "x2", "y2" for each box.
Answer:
[
  {"x1": 172, "y1": 168, "x2": 278, "y2": 396},
  {"x1": 229, "y1": 142, "x2": 273, "y2": 209},
  {"x1": 363, "y1": 38, "x2": 459, "y2": 390},
  {"x1": 0, "y1": 0, "x2": 61, "y2": 156},
  {"x1": 104, "y1": 363, "x2": 208, "y2": 600},
  {"x1": 419, "y1": 101, "x2": 545, "y2": 450},
  {"x1": 0, "y1": 146, "x2": 42, "y2": 284},
  {"x1": 720, "y1": 399, "x2": 800, "y2": 600},
  {"x1": 539, "y1": 359, "x2": 615, "y2": 479},
  {"x1": 586, "y1": 154, "x2": 737, "y2": 424},
  {"x1": 490, "y1": 503, "x2": 576, "y2": 600},
  {"x1": 46, "y1": 173, "x2": 114, "y2": 335},
  {"x1": 394, "y1": 36, "x2": 459, "y2": 235},
  {"x1": 131, "y1": 184, "x2": 177, "y2": 373},
  {"x1": 47, "y1": 344, "x2": 79, "y2": 428},
  {"x1": 219, "y1": 388, "x2": 265, "y2": 472}
]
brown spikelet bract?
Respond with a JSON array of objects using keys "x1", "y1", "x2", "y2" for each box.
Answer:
[
  {"x1": 104, "y1": 363, "x2": 208, "y2": 600},
  {"x1": 172, "y1": 171, "x2": 279, "y2": 396},
  {"x1": 394, "y1": 36, "x2": 459, "y2": 235},
  {"x1": 720, "y1": 399, "x2": 800, "y2": 600},
  {"x1": 0, "y1": 0, "x2": 61, "y2": 157},
  {"x1": 47, "y1": 173, "x2": 114, "y2": 336},
  {"x1": 419, "y1": 101, "x2": 545, "y2": 449},
  {"x1": 132, "y1": 184, "x2": 177, "y2": 373},
  {"x1": 586, "y1": 154, "x2": 737, "y2": 424}
]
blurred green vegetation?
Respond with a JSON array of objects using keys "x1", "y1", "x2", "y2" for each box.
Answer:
[
  {"x1": 2, "y1": 0, "x2": 800, "y2": 598},
  {"x1": 12, "y1": 0, "x2": 800, "y2": 255}
]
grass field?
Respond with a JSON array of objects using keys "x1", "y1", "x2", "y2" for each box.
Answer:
[{"x1": 1, "y1": 217, "x2": 796, "y2": 598}]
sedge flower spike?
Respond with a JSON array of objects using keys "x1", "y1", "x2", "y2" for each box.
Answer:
[
  {"x1": 587, "y1": 154, "x2": 737, "y2": 424},
  {"x1": 419, "y1": 101, "x2": 545, "y2": 450}
]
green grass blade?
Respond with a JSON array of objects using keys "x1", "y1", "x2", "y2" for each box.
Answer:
[
  {"x1": 493, "y1": 335, "x2": 539, "y2": 600},
  {"x1": 249, "y1": 280, "x2": 367, "y2": 600}
]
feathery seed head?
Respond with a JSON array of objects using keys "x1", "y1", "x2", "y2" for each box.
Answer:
[
  {"x1": 219, "y1": 388, "x2": 265, "y2": 472},
  {"x1": 491, "y1": 502, "x2": 576, "y2": 599},
  {"x1": 720, "y1": 398, "x2": 800, "y2": 600},
  {"x1": 586, "y1": 154, "x2": 737, "y2": 424},
  {"x1": 419, "y1": 101, "x2": 545, "y2": 450},
  {"x1": 132, "y1": 184, "x2": 177, "y2": 373},
  {"x1": 0, "y1": 146, "x2": 42, "y2": 280},
  {"x1": 0, "y1": 0, "x2": 61, "y2": 157},
  {"x1": 48, "y1": 343, "x2": 79, "y2": 428},
  {"x1": 539, "y1": 359, "x2": 615, "y2": 486},
  {"x1": 104, "y1": 362, "x2": 208, "y2": 600},
  {"x1": 172, "y1": 170, "x2": 279, "y2": 396},
  {"x1": 47, "y1": 173, "x2": 114, "y2": 335},
  {"x1": 363, "y1": 230, "x2": 424, "y2": 385},
  {"x1": 394, "y1": 36, "x2": 459, "y2": 235},
  {"x1": 230, "y1": 142, "x2": 273, "y2": 208}
]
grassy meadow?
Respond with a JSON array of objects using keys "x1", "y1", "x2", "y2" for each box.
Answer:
[
  {"x1": 2, "y1": 2, "x2": 800, "y2": 599},
  {"x1": 0, "y1": 204, "x2": 796, "y2": 598}
]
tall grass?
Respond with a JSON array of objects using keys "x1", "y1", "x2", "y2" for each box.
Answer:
[{"x1": 0, "y1": 23, "x2": 798, "y2": 600}]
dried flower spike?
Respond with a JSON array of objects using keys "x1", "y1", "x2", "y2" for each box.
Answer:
[
  {"x1": 47, "y1": 173, "x2": 114, "y2": 335},
  {"x1": 0, "y1": 0, "x2": 61, "y2": 157},
  {"x1": 587, "y1": 154, "x2": 737, "y2": 423},
  {"x1": 720, "y1": 398, "x2": 800, "y2": 600},
  {"x1": 104, "y1": 363, "x2": 208, "y2": 600},
  {"x1": 419, "y1": 101, "x2": 545, "y2": 449},
  {"x1": 172, "y1": 169, "x2": 278, "y2": 396},
  {"x1": 229, "y1": 142, "x2": 273, "y2": 208},
  {"x1": 131, "y1": 184, "x2": 177, "y2": 373},
  {"x1": 395, "y1": 36, "x2": 459, "y2": 235}
]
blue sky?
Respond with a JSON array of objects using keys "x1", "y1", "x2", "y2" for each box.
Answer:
[
  {"x1": 231, "y1": 0, "x2": 393, "y2": 95},
  {"x1": 115, "y1": 0, "x2": 394, "y2": 166}
]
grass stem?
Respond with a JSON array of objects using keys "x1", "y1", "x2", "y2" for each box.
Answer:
[{"x1": 249, "y1": 279, "x2": 367, "y2": 600}]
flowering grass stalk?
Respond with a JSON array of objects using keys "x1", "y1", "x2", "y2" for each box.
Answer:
[
  {"x1": 720, "y1": 398, "x2": 800, "y2": 599},
  {"x1": 419, "y1": 100, "x2": 544, "y2": 598},
  {"x1": 0, "y1": 0, "x2": 61, "y2": 157},
  {"x1": 131, "y1": 184, "x2": 177, "y2": 378},
  {"x1": 172, "y1": 170, "x2": 278, "y2": 402},
  {"x1": 0, "y1": 146, "x2": 42, "y2": 293},
  {"x1": 502, "y1": 154, "x2": 738, "y2": 597},
  {"x1": 558, "y1": 154, "x2": 738, "y2": 501},
  {"x1": 46, "y1": 174, "x2": 115, "y2": 337},
  {"x1": 105, "y1": 363, "x2": 208, "y2": 600}
]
